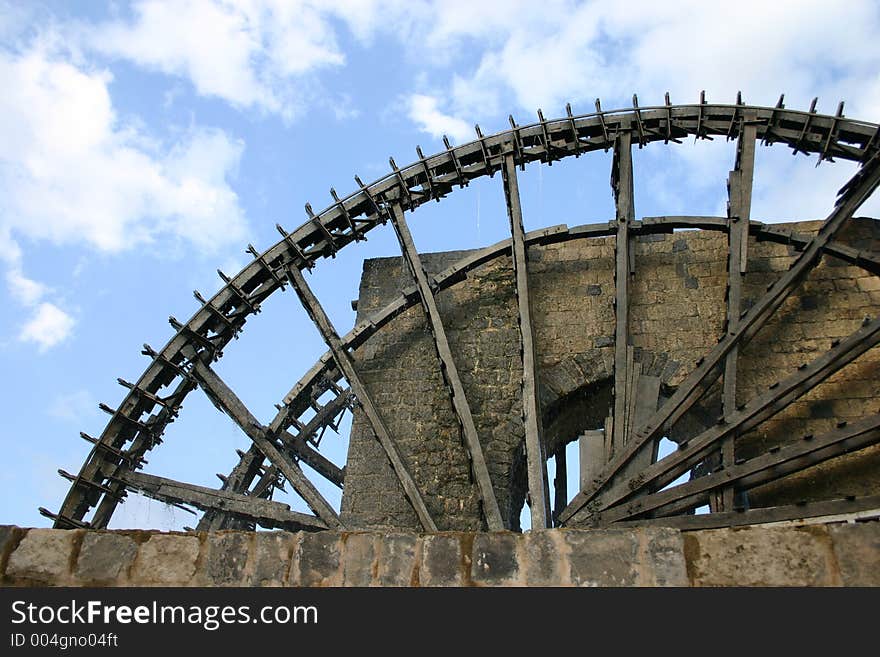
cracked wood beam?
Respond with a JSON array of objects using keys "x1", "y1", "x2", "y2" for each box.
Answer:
[
  {"x1": 388, "y1": 203, "x2": 504, "y2": 530},
  {"x1": 559, "y1": 156, "x2": 880, "y2": 524},
  {"x1": 612, "y1": 132, "x2": 635, "y2": 458},
  {"x1": 502, "y1": 152, "x2": 551, "y2": 529},
  {"x1": 117, "y1": 470, "x2": 327, "y2": 531},
  {"x1": 189, "y1": 355, "x2": 343, "y2": 529},
  {"x1": 716, "y1": 113, "x2": 757, "y2": 511},
  {"x1": 568, "y1": 314, "x2": 880, "y2": 524},
  {"x1": 285, "y1": 263, "x2": 437, "y2": 531},
  {"x1": 600, "y1": 413, "x2": 880, "y2": 523}
]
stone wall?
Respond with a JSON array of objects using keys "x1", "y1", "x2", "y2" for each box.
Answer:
[
  {"x1": 1, "y1": 522, "x2": 877, "y2": 587},
  {"x1": 341, "y1": 219, "x2": 880, "y2": 531}
]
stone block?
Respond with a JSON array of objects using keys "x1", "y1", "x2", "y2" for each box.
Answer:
[
  {"x1": 471, "y1": 532, "x2": 521, "y2": 586},
  {"x1": 563, "y1": 529, "x2": 640, "y2": 587},
  {"x1": 522, "y1": 530, "x2": 565, "y2": 585},
  {"x1": 6, "y1": 528, "x2": 80, "y2": 584},
  {"x1": 342, "y1": 533, "x2": 376, "y2": 586},
  {"x1": 130, "y1": 534, "x2": 200, "y2": 586},
  {"x1": 375, "y1": 533, "x2": 417, "y2": 586},
  {"x1": 203, "y1": 532, "x2": 251, "y2": 586},
  {"x1": 292, "y1": 531, "x2": 343, "y2": 587},
  {"x1": 684, "y1": 526, "x2": 837, "y2": 586},
  {"x1": 639, "y1": 527, "x2": 688, "y2": 587},
  {"x1": 829, "y1": 522, "x2": 880, "y2": 586},
  {"x1": 75, "y1": 532, "x2": 138, "y2": 584},
  {"x1": 251, "y1": 532, "x2": 297, "y2": 586},
  {"x1": 420, "y1": 534, "x2": 465, "y2": 587}
]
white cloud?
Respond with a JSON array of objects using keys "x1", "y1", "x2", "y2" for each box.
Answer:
[
  {"x1": 0, "y1": 40, "x2": 250, "y2": 351},
  {"x1": 0, "y1": 44, "x2": 248, "y2": 253},
  {"x1": 19, "y1": 302, "x2": 75, "y2": 352},
  {"x1": 85, "y1": 0, "x2": 347, "y2": 120},
  {"x1": 406, "y1": 94, "x2": 472, "y2": 143}
]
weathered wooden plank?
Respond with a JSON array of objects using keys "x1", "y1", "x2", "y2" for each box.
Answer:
[
  {"x1": 568, "y1": 314, "x2": 880, "y2": 523},
  {"x1": 553, "y1": 446, "x2": 567, "y2": 524},
  {"x1": 118, "y1": 470, "x2": 328, "y2": 531},
  {"x1": 611, "y1": 132, "x2": 635, "y2": 459},
  {"x1": 502, "y1": 152, "x2": 550, "y2": 529},
  {"x1": 388, "y1": 204, "x2": 504, "y2": 530},
  {"x1": 579, "y1": 430, "x2": 605, "y2": 491},
  {"x1": 630, "y1": 374, "x2": 661, "y2": 475},
  {"x1": 560, "y1": 157, "x2": 880, "y2": 524},
  {"x1": 615, "y1": 495, "x2": 880, "y2": 531},
  {"x1": 286, "y1": 264, "x2": 437, "y2": 531},
  {"x1": 716, "y1": 115, "x2": 757, "y2": 511},
  {"x1": 189, "y1": 357, "x2": 343, "y2": 529}
]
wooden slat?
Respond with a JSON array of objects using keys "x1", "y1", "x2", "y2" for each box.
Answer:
[
  {"x1": 502, "y1": 152, "x2": 550, "y2": 529},
  {"x1": 388, "y1": 204, "x2": 504, "y2": 530},
  {"x1": 630, "y1": 374, "x2": 661, "y2": 475},
  {"x1": 286, "y1": 264, "x2": 438, "y2": 531},
  {"x1": 716, "y1": 114, "x2": 757, "y2": 511},
  {"x1": 118, "y1": 470, "x2": 327, "y2": 531},
  {"x1": 559, "y1": 157, "x2": 880, "y2": 524},
  {"x1": 189, "y1": 357, "x2": 343, "y2": 528},
  {"x1": 611, "y1": 132, "x2": 635, "y2": 458}
]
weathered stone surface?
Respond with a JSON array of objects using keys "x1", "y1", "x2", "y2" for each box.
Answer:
[
  {"x1": 684, "y1": 526, "x2": 838, "y2": 586},
  {"x1": 342, "y1": 533, "x2": 376, "y2": 586},
  {"x1": 375, "y1": 533, "x2": 417, "y2": 586},
  {"x1": 639, "y1": 527, "x2": 688, "y2": 587},
  {"x1": 292, "y1": 531, "x2": 342, "y2": 587},
  {"x1": 6, "y1": 528, "x2": 80, "y2": 584},
  {"x1": 829, "y1": 522, "x2": 880, "y2": 586},
  {"x1": 203, "y1": 532, "x2": 251, "y2": 586},
  {"x1": 251, "y1": 532, "x2": 297, "y2": 586},
  {"x1": 471, "y1": 532, "x2": 521, "y2": 586},
  {"x1": 0, "y1": 525, "x2": 22, "y2": 575},
  {"x1": 523, "y1": 530, "x2": 566, "y2": 586},
  {"x1": 420, "y1": 534, "x2": 465, "y2": 587},
  {"x1": 563, "y1": 529, "x2": 640, "y2": 587},
  {"x1": 1, "y1": 522, "x2": 878, "y2": 586},
  {"x1": 75, "y1": 532, "x2": 138, "y2": 584},
  {"x1": 130, "y1": 534, "x2": 200, "y2": 586}
]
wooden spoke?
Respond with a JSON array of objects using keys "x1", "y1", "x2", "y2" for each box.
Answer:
[
  {"x1": 567, "y1": 314, "x2": 880, "y2": 524},
  {"x1": 116, "y1": 470, "x2": 327, "y2": 531},
  {"x1": 611, "y1": 132, "x2": 635, "y2": 459},
  {"x1": 285, "y1": 264, "x2": 438, "y2": 531},
  {"x1": 716, "y1": 112, "x2": 757, "y2": 511},
  {"x1": 188, "y1": 354, "x2": 343, "y2": 528},
  {"x1": 559, "y1": 157, "x2": 880, "y2": 524},
  {"x1": 388, "y1": 203, "x2": 504, "y2": 530},
  {"x1": 502, "y1": 152, "x2": 551, "y2": 529}
]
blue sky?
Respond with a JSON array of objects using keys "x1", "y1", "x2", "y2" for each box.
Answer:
[{"x1": 1, "y1": 0, "x2": 879, "y2": 530}]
